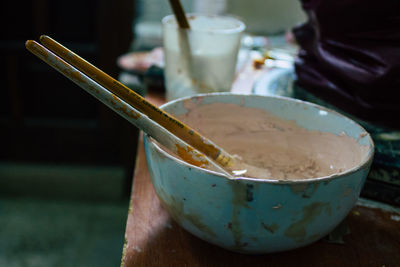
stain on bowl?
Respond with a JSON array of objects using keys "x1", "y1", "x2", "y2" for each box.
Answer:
[{"x1": 144, "y1": 93, "x2": 374, "y2": 253}]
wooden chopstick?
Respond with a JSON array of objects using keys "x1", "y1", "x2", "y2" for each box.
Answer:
[
  {"x1": 38, "y1": 35, "x2": 234, "y2": 169},
  {"x1": 168, "y1": 0, "x2": 190, "y2": 29}
]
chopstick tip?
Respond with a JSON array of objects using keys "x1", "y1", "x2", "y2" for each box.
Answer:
[
  {"x1": 39, "y1": 35, "x2": 48, "y2": 42},
  {"x1": 25, "y1": 40, "x2": 34, "y2": 48},
  {"x1": 25, "y1": 40, "x2": 42, "y2": 54}
]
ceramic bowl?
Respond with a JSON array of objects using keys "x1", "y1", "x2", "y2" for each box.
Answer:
[{"x1": 144, "y1": 93, "x2": 374, "y2": 254}]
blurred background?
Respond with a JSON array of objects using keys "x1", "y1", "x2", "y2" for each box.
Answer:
[
  {"x1": 0, "y1": 0, "x2": 306, "y2": 266},
  {"x1": 2, "y1": 0, "x2": 400, "y2": 266}
]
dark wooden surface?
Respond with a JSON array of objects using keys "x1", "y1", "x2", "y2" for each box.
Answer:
[{"x1": 121, "y1": 133, "x2": 400, "y2": 267}]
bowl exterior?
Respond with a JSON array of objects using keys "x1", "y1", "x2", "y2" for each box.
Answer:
[
  {"x1": 144, "y1": 94, "x2": 374, "y2": 253},
  {"x1": 145, "y1": 136, "x2": 371, "y2": 253}
]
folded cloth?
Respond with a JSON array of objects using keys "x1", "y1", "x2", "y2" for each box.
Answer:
[{"x1": 293, "y1": 0, "x2": 400, "y2": 129}]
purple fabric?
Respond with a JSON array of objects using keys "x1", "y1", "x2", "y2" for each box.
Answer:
[{"x1": 293, "y1": 0, "x2": 400, "y2": 128}]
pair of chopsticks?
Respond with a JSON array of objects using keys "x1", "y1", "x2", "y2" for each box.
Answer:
[{"x1": 25, "y1": 36, "x2": 236, "y2": 177}]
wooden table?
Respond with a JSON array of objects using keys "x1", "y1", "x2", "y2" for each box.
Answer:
[{"x1": 120, "y1": 92, "x2": 400, "y2": 267}]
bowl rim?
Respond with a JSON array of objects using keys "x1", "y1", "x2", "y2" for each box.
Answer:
[{"x1": 147, "y1": 93, "x2": 375, "y2": 184}]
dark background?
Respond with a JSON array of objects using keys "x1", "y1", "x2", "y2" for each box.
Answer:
[
  {"x1": 1, "y1": 0, "x2": 138, "y2": 198},
  {"x1": 0, "y1": 1, "x2": 140, "y2": 265}
]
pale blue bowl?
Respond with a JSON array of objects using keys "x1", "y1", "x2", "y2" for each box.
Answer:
[{"x1": 144, "y1": 93, "x2": 374, "y2": 254}]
